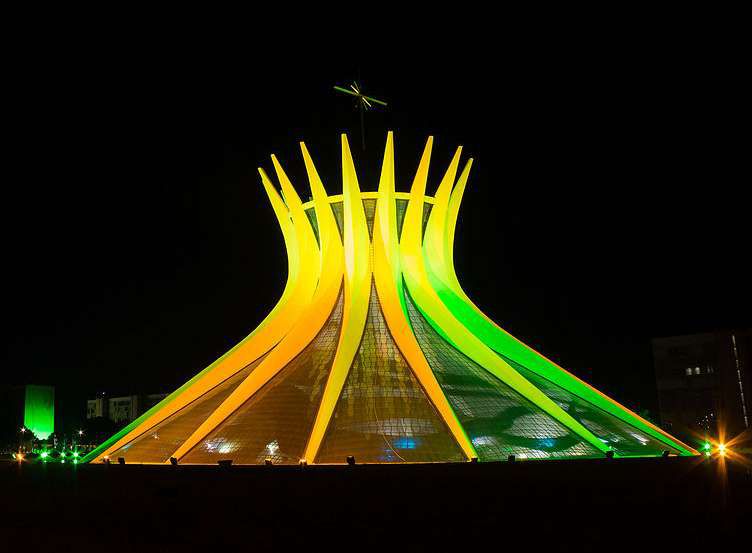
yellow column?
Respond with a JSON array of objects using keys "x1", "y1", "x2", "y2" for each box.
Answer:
[
  {"x1": 304, "y1": 135, "x2": 371, "y2": 462},
  {"x1": 400, "y1": 138, "x2": 608, "y2": 454},
  {"x1": 169, "y1": 155, "x2": 343, "y2": 462},
  {"x1": 372, "y1": 132, "x2": 477, "y2": 460},
  {"x1": 92, "y1": 165, "x2": 317, "y2": 462}
]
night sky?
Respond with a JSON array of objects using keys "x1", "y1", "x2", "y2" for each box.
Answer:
[{"x1": 2, "y1": 32, "x2": 748, "y2": 433}]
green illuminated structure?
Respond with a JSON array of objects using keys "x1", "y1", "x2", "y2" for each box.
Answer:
[
  {"x1": 24, "y1": 385, "x2": 54, "y2": 440},
  {"x1": 86, "y1": 133, "x2": 697, "y2": 465}
]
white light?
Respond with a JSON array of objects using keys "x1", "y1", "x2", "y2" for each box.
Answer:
[
  {"x1": 471, "y1": 436, "x2": 496, "y2": 447},
  {"x1": 629, "y1": 432, "x2": 649, "y2": 445},
  {"x1": 218, "y1": 442, "x2": 236, "y2": 455}
]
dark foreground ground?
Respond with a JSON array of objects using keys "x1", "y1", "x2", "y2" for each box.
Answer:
[{"x1": 2, "y1": 457, "x2": 749, "y2": 552}]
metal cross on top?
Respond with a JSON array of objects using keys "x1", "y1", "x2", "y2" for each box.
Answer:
[{"x1": 334, "y1": 82, "x2": 388, "y2": 150}]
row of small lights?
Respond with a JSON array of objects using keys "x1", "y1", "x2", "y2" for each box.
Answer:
[
  {"x1": 13, "y1": 450, "x2": 82, "y2": 464},
  {"x1": 15, "y1": 427, "x2": 86, "y2": 464},
  {"x1": 15, "y1": 446, "x2": 731, "y2": 464},
  {"x1": 15, "y1": 448, "x2": 730, "y2": 464},
  {"x1": 14, "y1": 431, "x2": 730, "y2": 464}
]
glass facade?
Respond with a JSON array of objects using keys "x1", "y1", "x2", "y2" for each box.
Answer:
[
  {"x1": 405, "y1": 291, "x2": 600, "y2": 461},
  {"x1": 111, "y1": 355, "x2": 268, "y2": 463},
  {"x1": 505, "y1": 359, "x2": 680, "y2": 456},
  {"x1": 316, "y1": 283, "x2": 464, "y2": 463},
  {"x1": 181, "y1": 290, "x2": 344, "y2": 464},
  {"x1": 307, "y1": 198, "x2": 432, "y2": 243}
]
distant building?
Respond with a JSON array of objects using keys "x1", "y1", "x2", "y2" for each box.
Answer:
[
  {"x1": 652, "y1": 329, "x2": 751, "y2": 443},
  {"x1": 87, "y1": 393, "x2": 168, "y2": 424},
  {"x1": 10, "y1": 385, "x2": 55, "y2": 440}
]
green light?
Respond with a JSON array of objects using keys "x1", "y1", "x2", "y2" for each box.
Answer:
[
  {"x1": 73, "y1": 459, "x2": 78, "y2": 465},
  {"x1": 40, "y1": 451, "x2": 49, "y2": 459},
  {"x1": 703, "y1": 442, "x2": 711, "y2": 451},
  {"x1": 73, "y1": 452, "x2": 79, "y2": 458},
  {"x1": 705, "y1": 451, "x2": 711, "y2": 457},
  {"x1": 23, "y1": 385, "x2": 54, "y2": 440}
]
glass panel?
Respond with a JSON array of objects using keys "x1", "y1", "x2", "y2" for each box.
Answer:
[
  {"x1": 331, "y1": 202, "x2": 343, "y2": 239},
  {"x1": 362, "y1": 198, "x2": 376, "y2": 239},
  {"x1": 504, "y1": 358, "x2": 679, "y2": 456},
  {"x1": 421, "y1": 203, "x2": 432, "y2": 240},
  {"x1": 181, "y1": 289, "x2": 344, "y2": 465},
  {"x1": 304, "y1": 207, "x2": 319, "y2": 245},
  {"x1": 405, "y1": 291, "x2": 600, "y2": 461},
  {"x1": 326, "y1": 198, "x2": 429, "y2": 242},
  {"x1": 316, "y1": 283, "x2": 464, "y2": 464},
  {"x1": 395, "y1": 199, "x2": 431, "y2": 242},
  {"x1": 396, "y1": 199, "x2": 407, "y2": 239},
  {"x1": 112, "y1": 354, "x2": 268, "y2": 463}
]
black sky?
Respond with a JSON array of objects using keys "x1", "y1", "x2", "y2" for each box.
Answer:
[{"x1": 2, "y1": 26, "x2": 748, "y2": 432}]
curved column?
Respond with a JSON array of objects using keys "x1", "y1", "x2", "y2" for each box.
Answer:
[
  {"x1": 372, "y1": 132, "x2": 477, "y2": 461},
  {"x1": 87, "y1": 163, "x2": 317, "y2": 463},
  {"x1": 304, "y1": 135, "x2": 371, "y2": 462},
  {"x1": 400, "y1": 138, "x2": 609, "y2": 455},
  {"x1": 425, "y1": 161, "x2": 695, "y2": 455},
  {"x1": 169, "y1": 157, "x2": 343, "y2": 462}
]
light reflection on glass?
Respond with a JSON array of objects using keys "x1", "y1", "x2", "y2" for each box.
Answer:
[{"x1": 266, "y1": 440, "x2": 279, "y2": 456}]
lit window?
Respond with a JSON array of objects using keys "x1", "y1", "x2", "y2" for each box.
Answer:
[
  {"x1": 695, "y1": 367, "x2": 701, "y2": 375},
  {"x1": 686, "y1": 368, "x2": 693, "y2": 376}
]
